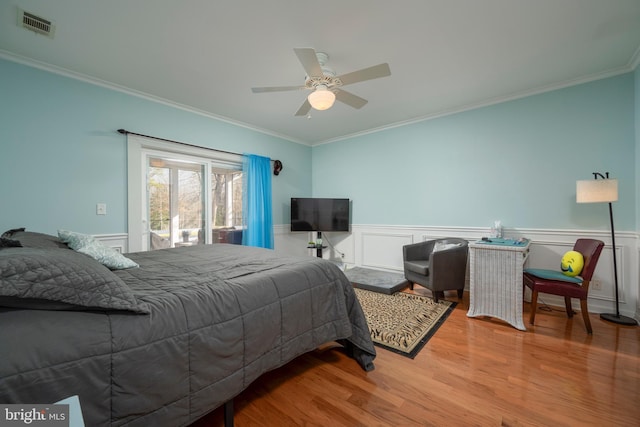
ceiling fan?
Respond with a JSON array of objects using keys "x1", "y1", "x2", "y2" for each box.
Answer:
[{"x1": 251, "y1": 48, "x2": 391, "y2": 116}]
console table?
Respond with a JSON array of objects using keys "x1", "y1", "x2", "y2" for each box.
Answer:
[{"x1": 467, "y1": 238, "x2": 530, "y2": 331}]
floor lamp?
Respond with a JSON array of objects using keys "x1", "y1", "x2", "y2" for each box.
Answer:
[{"x1": 576, "y1": 172, "x2": 638, "y2": 326}]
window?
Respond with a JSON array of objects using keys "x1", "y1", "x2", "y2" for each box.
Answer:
[
  {"x1": 211, "y1": 167, "x2": 242, "y2": 229},
  {"x1": 147, "y1": 156, "x2": 206, "y2": 249},
  {"x1": 127, "y1": 135, "x2": 242, "y2": 252}
]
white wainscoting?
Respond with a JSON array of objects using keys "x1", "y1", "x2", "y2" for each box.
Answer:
[
  {"x1": 274, "y1": 224, "x2": 639, "y2": 320},
  {"x1": 94, "y1": 233, "x2": 129, "y2": 254},
  {"x1": 357, "y1": 231, "x2": 414, "y2": 270}
]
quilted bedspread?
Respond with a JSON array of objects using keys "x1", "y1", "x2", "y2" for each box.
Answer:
[{"x1": 0, "y1": 244, "x2": 375, "y2": 426}]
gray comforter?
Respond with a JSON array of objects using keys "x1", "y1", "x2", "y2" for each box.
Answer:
[{"x1": 0, "y1": 244, "x2": 375, "y2": 426}]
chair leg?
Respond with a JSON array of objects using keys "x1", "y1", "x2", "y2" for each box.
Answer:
[
  {"x1": 409, "y1": 282, "x2": 414, "y2": 290},
  {"x1": 529, "y1": 290, "x2": 538, "y2": 325},
  {"x1": 580, "y1": 299, "x2": 593, "y2": 334},
  {"x1": 564, "y1": 297, "x2": 574, "y2": 318},
  {"x1": 457, "y1": 289, "x2": 464, "y2": 300},
  {"x1": 432, "y1": 291, "x2": 445, "y2": 303}
]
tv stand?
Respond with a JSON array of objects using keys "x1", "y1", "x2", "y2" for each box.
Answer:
[{"x1": 313, "y1": 231, "x2": 327, "y2": 258}]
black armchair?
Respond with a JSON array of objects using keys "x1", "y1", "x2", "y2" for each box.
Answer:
[{"x1": 402, "y1": 238, "x2": 469, "y2": 302}]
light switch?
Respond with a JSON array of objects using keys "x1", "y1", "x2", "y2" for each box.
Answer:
[{"x1": 96, "y1": 203, "x2": 107, "y2": 215}]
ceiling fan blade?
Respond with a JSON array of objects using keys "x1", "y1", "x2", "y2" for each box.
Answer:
[
  {"x1": 335, "y1": 89, "x2": 368, "y2": 109},
  {"x1": 251, "y1": 85, "x2": 305, "y2": 93},
  {"x1": 294, "y1": 48, "x2": 323, "y2": 78},
  {"x1": 337, "y1": 63, "x2": 391, "y2": 86},
  {"x1": 294, "y1": 99, "x2": 312, "y2": 116}
]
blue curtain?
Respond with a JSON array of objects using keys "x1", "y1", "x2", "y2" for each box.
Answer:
[{"x1": 242, "y1": 154, "x2": 274, "y2": 249}]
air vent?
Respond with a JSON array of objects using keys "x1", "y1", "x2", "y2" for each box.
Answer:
[{"x1": 18, "y1": 8, "x2": 55, "y2": 38}]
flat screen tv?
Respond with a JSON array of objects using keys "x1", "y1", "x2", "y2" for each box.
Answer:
[{"x1": 290, "y1": 198, "x2": 350, "y2": 232}]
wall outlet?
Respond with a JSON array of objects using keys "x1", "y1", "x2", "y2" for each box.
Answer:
[{"x1": 591, "y1": 280, "x2": 602, "y2": 291}]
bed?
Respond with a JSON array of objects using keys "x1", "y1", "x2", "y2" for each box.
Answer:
[{"x1": 0, "y1": 230, "x2": 375, "y2": 426}]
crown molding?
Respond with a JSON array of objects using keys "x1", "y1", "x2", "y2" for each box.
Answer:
[
  {"x1": 315, "y1": 65, "x2": 634, "y2": 147},
  {"x1": 0, "y1": 49, "x2": 305, "y2": 146},
  {"x1": 2, "y1": 48, "x2": 635, "y2": 149}
]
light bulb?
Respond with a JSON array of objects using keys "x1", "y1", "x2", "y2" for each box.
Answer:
[{"x1": 307, "y1": 86, "x2": 335, "y2": 111}]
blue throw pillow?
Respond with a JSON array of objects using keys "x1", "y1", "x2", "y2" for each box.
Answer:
[
  {"x1": 524, "y1": 268, "x2": 582, "y2": 284},
  {"x1": 58, "y1": 229, "x2": 138, "y2": 270}
]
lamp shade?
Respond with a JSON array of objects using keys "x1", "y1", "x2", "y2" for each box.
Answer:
[
  {"x1": 307, "y1": 86, "x2": 335, "y2": 111},
  {"x1": 576, "y1": 179, "x2": 618, "y2": 203}
]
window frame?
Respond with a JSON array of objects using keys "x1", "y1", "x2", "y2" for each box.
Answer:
[{"x1": 127, "y1": 134, "x2": 242, "y2": 252}]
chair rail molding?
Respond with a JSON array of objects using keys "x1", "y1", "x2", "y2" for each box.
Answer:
[{"x1": 275, "y1": 224, "x2": 639, "y2": 320}]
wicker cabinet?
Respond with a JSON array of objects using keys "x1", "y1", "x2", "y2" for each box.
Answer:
[{"x1": 467, "y1": 239, "x2": 530, "y2": 330}]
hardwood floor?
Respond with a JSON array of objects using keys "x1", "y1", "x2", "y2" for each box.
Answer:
[{"x1": 192, "y1": 288, "x2": 640, "y2": 426}]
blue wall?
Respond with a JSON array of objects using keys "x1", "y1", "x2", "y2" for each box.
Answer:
[
  {"x1": 312, "y1": 73, "x2": 636, "y2": 232},
  {"x1": 0, "y1": 58, "x2": 312, "y2": 235},
  {"x1": 1, "y1": 57, "x2": 637, "y2": 236}
]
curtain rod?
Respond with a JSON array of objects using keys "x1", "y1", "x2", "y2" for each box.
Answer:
[
  {"x1": 117, "y1": 129, "x2": 283, "y2": 175},
  {"x1": 118, "y1": 128, "x2": 244, "y2": 158}
]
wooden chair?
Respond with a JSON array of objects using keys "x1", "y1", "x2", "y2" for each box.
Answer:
[{"x1": 523, "y1": 238, "x2": 604, "y2": 333}]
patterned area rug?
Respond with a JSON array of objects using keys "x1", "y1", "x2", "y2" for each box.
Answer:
[{"x1": 354, "y1": 288, "x2": 456, "y2": 358}]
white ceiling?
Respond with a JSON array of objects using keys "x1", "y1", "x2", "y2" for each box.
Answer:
[{"x1": 2, "y1": 1, "x2": 640, "y2": 146}]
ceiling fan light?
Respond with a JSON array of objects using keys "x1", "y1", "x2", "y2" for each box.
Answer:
[{"x1": 308, "y1": 88, "x2": 336, "y2": 111}]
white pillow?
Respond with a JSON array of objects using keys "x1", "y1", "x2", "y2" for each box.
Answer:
[
  {"x1": 58, "y1": 229, "x2": 138, "y2": 270},
  {"x1": 433, "y1": 242, "x2": 461, "y2": 252}
]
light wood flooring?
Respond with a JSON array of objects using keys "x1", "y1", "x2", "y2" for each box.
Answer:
[{"x1": 192, "y1": 287, "x2": 640, "y2": 426}]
